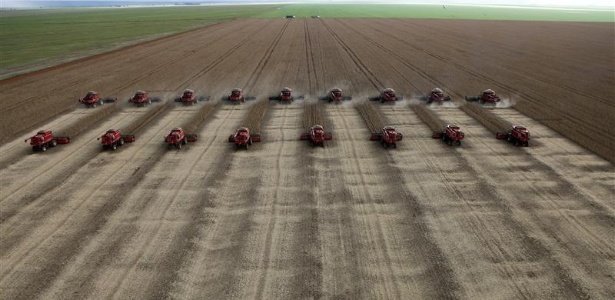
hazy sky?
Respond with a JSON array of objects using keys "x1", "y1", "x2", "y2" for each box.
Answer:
[{"x1": 3, "y1": 0, "x2": 615, "y2": 8}]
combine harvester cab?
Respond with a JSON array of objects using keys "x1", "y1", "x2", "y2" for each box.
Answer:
[
  {"x1": 228, "y1": 127, "x2": 260, "y2": 150},
  {"x1": 98, "y1": 129, "x2": 135, "y2": 151},
  {"x1": 432, "y1": 124, "x2": 464, "y2": 146},
  {"x1": 465, "y1": 89, "x2": 501, "y2": 105},
  {"x1": 269, "y1": 87, "x2": 304, "y2": 103},
  {"x1": 370, "y1": 126, "x2": 403, "y2": 148},
  {"x1": 226, "y1": 88, "x2": 256, "y2": 104},
  {"x1": 497, "y1": 125, "x2": 530, "y2": 147},
  {"x1": 164, "y1": 128, "x2": 197, "y2": 150},
  {"x1": 421, "y1": 88, "x2": 451, "y2": 105},
  {"x1": 300, "y1": 125, "x2": 332, "y2": 147},
  {"x1": 174, "y1": 89, "x2": 209, "y2": 105},
  {"x1": 79, "y1": 91, "x2": 116, "y2": 108},
  {"x1": 319, "y1": 88, "x2": 352, "y2": 104},
  {"x1": 369, "y1": 88, "x2": 403, "y2": 103},
  {"x1": 128, "y1": 90, "x2": 161, "y2": 107},
  {"x1": 25, "y1": 130, "x2": 70, "y2": 152}
]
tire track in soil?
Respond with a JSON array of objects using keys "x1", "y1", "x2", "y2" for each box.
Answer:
[
  {"x1": 0, "y1": 104, "x2": 170, "y2": 227},
  {"x1": 0, "y1": 108, "x2": 193, "y2": 300},
  {"x1": 334, "y1": 105, "x2": 401, "y2": 298},
  {"x1": 351, "y1": 19, "x2": 614, "y2": 162},
  {"x1": 234, "y1": 22, "x2": 319, "y2": 298},
  {"x1": 334, "y1": 19, "x2": 446, "y2": 98},
  {"x1": 40, "y1": 20, "x2": 282, "y2": 296},
  {"x1": 244, "y1": 105, "x2": 322, "y2": 300},
  {"x1": 317, "y1": 22, "x2": 460, "y2": 297},
  {"x1": 243, "y1": 20, "x2": 290, "y2": 92},
  {"x1": 167, "y1": 151, "x2": 262, "y2": 298},
  {"x1": 381, "y1": 20, "x2": 612, "y2": 105},
  {"x1": 129, "y1": 21, "x2": 294, "y2": 299},
  {"x1": 1, "y1": 20, "x2": 267, "y2": 225},
  {"x1": 310, "y1": 20, "x2": 367, "y2": 298},
  {"x1": 0, "y1": 105, "x2": 178, "y2": 257},
  {"x1": 0, "y1": 20, "x2": 255, "y2": 146},
  {"x1": 491, "y1": 108, "x2": 615, "y2": 211},
  {"x1": 320, "y1": 19, "x2": 382, "y2": 90},
  {"x1": 337, "y1": 18, "x2": 612, "y2": 160},
  {"x1": 335, "y1": 18, "x2": 612, "y2": 223},
  {"x1": 384, "y1": 105, "x2": 592, "y2": 298},
  {"x1": 0, "y1": 106, "x2": 125, "y2": 205},
  {"x1": 429, "y1": 107, "x2": 611, "y2": 298},
  {"x1": 252, "y1": 104, "x2": 292, "y2": 299},
  {"x1": 168, "y1": 21, "x2": 316, "y2": 299},
  {"x1": 342, "y1": 15, "x2": 609, "y2": 294},
  {"x1": 303, "y1": 19, "x2": 319, "y2": 94},
  {"x1": 319, "y1": 20, "x2": 588, "y2": 298},
  {"x1": 313, "y1": 107, "x2": 364, "y2": 298},
  {"x1": 102, "y1": 105, "x2": 240, "y2": 299},
  {"x1": 172, "y1": 20, "x2": 266, "y2": 91},
  {"x1": 40, "y1": 103, "x2": 225, "y2": 299},
  {"x1": 439, "y1": 107, "x2": 615, "y2": 231},
  {"x1": 0, "y1": 108, "x2": 88, "y2": 169},
  {"x1": 307, "y1": 20, "x2": 327, "y2": 94}
]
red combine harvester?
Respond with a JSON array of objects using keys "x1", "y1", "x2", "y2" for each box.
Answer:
[
  {"x1": 432, "y1": 124, "x2": 464, "y2": 146},
  {"x1": 164, "y1": 128, "x2": 197, "y2": 149},
  {"x1": 226, "y1": 88, "x2": 256, "y2": 104},
  {"x1": 97, "y1": 129, "x2": 135, "y2": 151},
  {"x1": 370, "y1": 126, "x2": 403, "y2": 148},
  {"x1": 79, "y1": 91, "x2": 116, "y2": 108},
  {"x1": 174, "y1": 89, "x2": 209, "y2": 105},
  {"x1": 497, "y1": 125, "x2": 530, "y2": 147},
  {"x1": 25, "y1": 130, "x2": 70, "y2": 152},
  {"x1": 128, "y1": 90, "x2": 161, "y2": 107},
  {"x1": 319, "y1": 88, "x2": 352, "y2": 103},
  {"x1": 465, "y1": 89, "x2": 501, "y2": 104},
  {"x1": 421, "y1": 88, "x2": 451, "y2": 105},
  {"x1": 269, "y1": 87, "x2": 304, "y2": 103},
  {"x1": 228, "y1": 127, "x2": 261, "y2": 150},
  {"x1": 300, "y1": 125, "x2": 333, "y2": 147},
  {"x1": 369, "y1": 88, "x2": 403, "y2": 103}
]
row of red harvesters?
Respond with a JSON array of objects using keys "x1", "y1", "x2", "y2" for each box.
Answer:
[
  {"x1": 80, "y1": 87, "x2": 503, "y2": 107},
  {"x1": 25, "y1": 123, "x2": 529, "y2": 153}
]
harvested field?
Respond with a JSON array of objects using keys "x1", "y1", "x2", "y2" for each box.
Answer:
[{"x1": 0, "y1": 18, "x2": 613, "y2": 299}]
